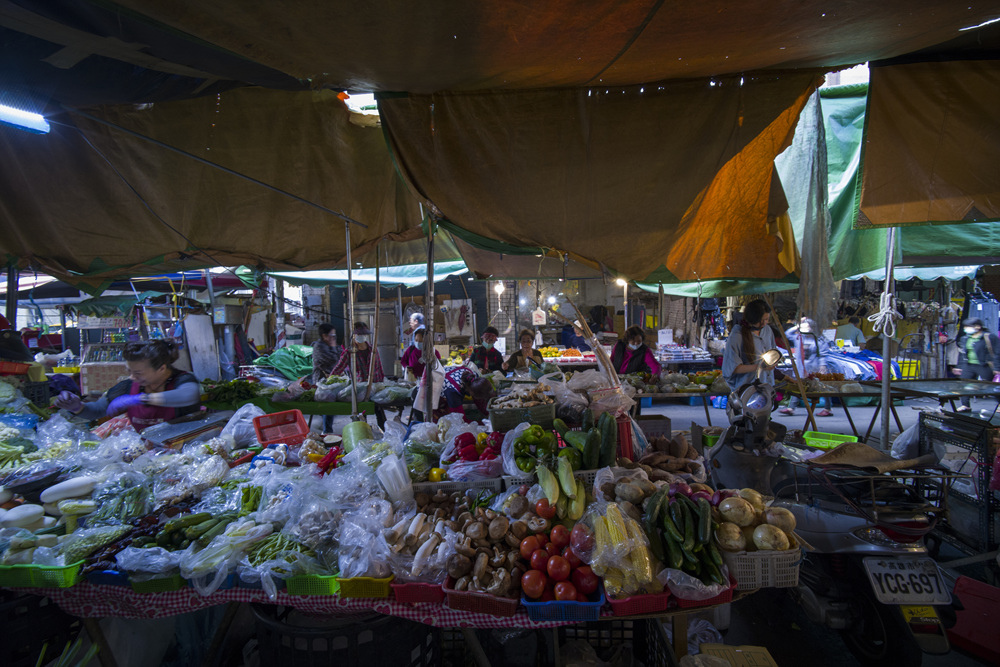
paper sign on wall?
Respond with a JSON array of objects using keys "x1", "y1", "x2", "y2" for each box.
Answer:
[
  {"x1": 658, "y1": 329, "x2": 674, "y2": 345},
  {"x1": 532, "y1": 309, "x2": 547, "y2": 325}
]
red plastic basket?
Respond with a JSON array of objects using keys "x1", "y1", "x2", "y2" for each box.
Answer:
[
  {"x1": 607, "y1": 590, "x2": 671, "y2": 616},
  {"x1": 391, "y1": 581, "x2": 446, "y2": 605},
  {"x1": 443, "y1": 577, "x2": 519, "y2": 617},
  {"x1": 253, "y1": 409, "x2": 308, "y2": 447},
  {"x1": 673, "y1": 575, "x2": 736, "y2": 609},
  {"x1": 0, "y1": 361, "x2": 30, "y2": 376},
  {"x1": 615, "y1": 414, "x2": 634, "y2": 461}
]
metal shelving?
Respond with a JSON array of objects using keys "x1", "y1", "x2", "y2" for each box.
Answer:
[{"x1": 917, "y1": 411, "x2": 998, "y2": 555}]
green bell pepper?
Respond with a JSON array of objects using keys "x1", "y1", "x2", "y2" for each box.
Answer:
[
  {"x1": 515, "y1": 456, "x2": 536, "y2": 473},
  {"x1": 558, "y1": 447, "x2": 583, "y2": 471}
]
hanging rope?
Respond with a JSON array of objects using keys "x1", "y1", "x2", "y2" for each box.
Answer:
[{"x1": 867, "y1": 291, "x2": 901, "y2": 338}]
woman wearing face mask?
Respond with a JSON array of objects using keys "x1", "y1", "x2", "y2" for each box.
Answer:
[
  {"x1": 330, "y1": 322, "x2": 384, "y2": 383},
  {"x1": 469, "y1": 326, "x2": 504, "y2": 372},
  {"x1": 722, "y1": 300, "x2": 777, "y2": 392},
  {"x1": 53, "y1": 340, "x2": 200, "y2": 432},
  {"x1": 780, "y1": 317, "x2": 833, "y2": 416},
  {"x1": 953, "y1": 318, "x2": 1000, "y2": 411},
  {"x1": 400, "y1": 326, "x2": 440, "y2": 380},
  {"x1": 610, "y1": 326, "x2": 662, "y2": 376},
  {"x1": 503, "y1": 329, "x2": 544, "y2": 371}
]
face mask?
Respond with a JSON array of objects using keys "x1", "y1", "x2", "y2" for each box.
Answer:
[
  {"x1": 964, "y1": 327, "x2": 978, "y2": 335},
  {"x1": 413, "y1": 341, "x2": 422, "y2": 350},
  {"x1": 356, "y1": 335, "x2": 370, "y2": 344},
  {"x1": 483, "y1": 341, "x2": 495, "y2": 349},
  {"x1": 628, "y1": 343, "x2": 641, "y2": 351},
  {"x1": 799, "y1": 325, "x2": 811, "y2": 334}
]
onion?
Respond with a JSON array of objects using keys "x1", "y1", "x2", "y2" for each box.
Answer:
[
  {"x1": 738, "y1": 488, "x2": 766, "y2": 512},
  {"x1": 740, "y1": 525, "x2": 758, "y2": 552},
  {"x1": 689, "y1": 490, "x2": 713, "y2": 503},
  {"x1": 718, "y1": 489, "x2": 740, "y2": 501},
  {"x1": 669, "y1": 482, "x2": 692, "y2": 498},
  {"x1": 764, "y1": 507, "x2": 796, "y2": 533},
  {"x1": 715, "y1": 522, "x2": 746, "y2": 552},
  {"x1": 753, "y1": 524, "x2": 790, "y2": 551},
  {"x1": 718, "y1": 497, "x2": 756, "y2": 527}
]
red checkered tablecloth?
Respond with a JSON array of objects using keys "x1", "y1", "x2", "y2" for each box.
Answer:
[{"x1": 11, "y1": 583, "x2": 587, "y2": 629}]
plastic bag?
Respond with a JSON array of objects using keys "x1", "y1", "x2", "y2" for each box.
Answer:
[
  {"x1": 578, "y1": 501, "x2": 661, "y2": 598},
  {"x1": 115, "y1": 546, "x2": 184, "y2": 577},
  {"x1": 336, "y1": 499, "x2": 394, "y2": 579},
  {"x1": 891, "y1": 424, "x2": 920, "y2": 460},
  {"x1": 658, "y1": 565, "x2": 731, "y2": 601},
  {"x1": 589, "y1": 385, "x2": 636, "y2": 419},
  {"x1": 180, "y1": 519, "x2": 274, "y2": 596},
  {"x1": 438, "y1": 419, "x2": 488, "y2": 466},
  {"x1": 592, "y1": 467, "x2": 650, "y2": 502},
  {"x1": 35, "y1": 413, "x2": 85, "y2": 450},
  {"x1": 221, "y1": 404, "x2": 266, "y2": 447},
  {"x1": 566, "y1": 369, "x2": 609, "y2": 394},
  {"x1": 372, "y1": 384, "x2": 413, "y2": 404},
  {"x1": 500, "y1": 423, "x2": 532, "y2": 477},
  {"x1": 314, "y1": 378, "x2": 348, "y2": 402},
  {"x1": 385, "y1": 518, "x2": 458, "y2": 584},
  {"x1": 285, "y1": 499, "x2": 341, "y2": 572},
  {"x1": 446, "y1": 457, "x2": 504, "y2": 481}
]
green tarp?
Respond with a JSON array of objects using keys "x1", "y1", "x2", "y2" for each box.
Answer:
[
  {"x1": 252, "y1": 344, "x2": 313, "y2": 380},
  {"x1": 67, "y1": 292, "x2": 161, "y2": 317}
]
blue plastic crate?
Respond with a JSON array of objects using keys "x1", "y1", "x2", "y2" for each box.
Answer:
[
  {"x1": 522, "y1": 586, "x2": 605, "y2": 623},
  {"x1": 640, "y1": 397, "x2": 652, "y2": 408}
]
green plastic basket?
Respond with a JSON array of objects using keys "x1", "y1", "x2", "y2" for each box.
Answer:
[
  {"x1": 336, "y1": 575, "x2": 394, "y2": 599},
  {"x1": 131, "y1": 573, "x2": 186, "y2": 593},
  {"x1": 702, "y1": 433, "x2": 721, "y2": 448},
  {"x1": 0, "y1": 561, "x2": 82, "y2": 588},
  {"x1": 802, "y1": 431, "x2": 858, "y2": 450},
  {"x1": 285, "y1": 574, "x2": 341, "y2": 596}
]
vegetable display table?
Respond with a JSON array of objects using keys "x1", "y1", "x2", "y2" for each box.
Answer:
[
  {"x1": 633, "y1": 392, "x2": 721, "y2": 426},
  {"x1": 206, "y1": 397, "x2": 378, "y2": 429},
  {"x1": 12, "y1": 583, "x2": 751, "y2": 665},
  {"x1": 776, "y1": 383, "x2": 908, "y2": 440}
]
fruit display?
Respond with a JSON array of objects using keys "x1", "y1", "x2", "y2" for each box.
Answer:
[
  {"x1": 559, "y1": 348, "x2": 583, "y2": 358},
  {"x1": 539, "y1": 346, "x2": 562, "y2": 358}
]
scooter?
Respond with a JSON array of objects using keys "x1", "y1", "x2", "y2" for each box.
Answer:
[{"x1": 707, "y1": 351, "x2": 956, "y2": 666}]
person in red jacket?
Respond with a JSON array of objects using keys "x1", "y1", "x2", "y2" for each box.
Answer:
[
  {"x1": 468, "y1": 326, "x2": 504, "y2": 372},
  {"x1": 400, "y1": 326, "x2": 440, "y2": 380}
]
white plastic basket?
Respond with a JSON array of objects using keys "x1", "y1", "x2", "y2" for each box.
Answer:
[
  {"x1": 502, "y1": 474, "x2": 535, "y2": 490},
  {"x1": 721, "y1": 548, "x2": 802, "y2": 590}
]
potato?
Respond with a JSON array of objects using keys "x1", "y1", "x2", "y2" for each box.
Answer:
[{"x1": 615, "y1": 482, "x2": 644, "y2": 505}]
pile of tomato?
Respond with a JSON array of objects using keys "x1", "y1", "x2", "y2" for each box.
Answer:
[{"x1": 518, "y1": 521, "x2": 600, "y2": 602}]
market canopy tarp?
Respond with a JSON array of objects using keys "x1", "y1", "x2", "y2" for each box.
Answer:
[
  {"x1": 858, "y1": 59, "x2": 1000, "y2": 228},
  {"x1": 270, "y1": 261, "x2": 469, "y2": 288},
  {"x1": 66, "y1": 292, "x2": 160, "y2": 317},
  {"x1": 0, "y1": 87, "x2": 424, "y2": 283},
  {"x1": 848, "y1": 265, "x2": 982, "y2": 282},
  {"x1": 380, "y1": 72, "x2": 818, "y2": 283},
  {"x1": 108, "y1": 1, "x2": 998, "y2": 93}
]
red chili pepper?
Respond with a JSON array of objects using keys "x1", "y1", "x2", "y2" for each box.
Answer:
[{"x1": 316, "y1": 446, "x2": 342, "y2": 474}]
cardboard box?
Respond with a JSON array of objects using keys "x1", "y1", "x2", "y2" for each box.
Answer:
[
  {"x1": 81, "y1": 362, "x2": 128, "y2": 395},
  {"x1": 635, "y1": 415, "x2": 671, "y2": 441},
  {"x1": 700, "y1": 644, "x2": 778, "y2": 667}
]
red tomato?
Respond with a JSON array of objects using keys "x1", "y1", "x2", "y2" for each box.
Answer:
[
  {"x1": 546, "y1": 555, "x2": 571, "y2": 582},
  {"x1": 535, "y1": 499, "x2": 557, "y2": 520},
  {"x1": 545, "y1": 541, "x2": 561, "y2": 557},
  {"x1": 570, "y1": 524, "x2": 594, "y2": 555},
  {"x1": 562, "y1": 546, "x2": 584, "y2": 569},
  {"x1": 550, "y1": 524, "x2": 571, "y2": 549},
  {"x1": 539, "y1": 585, "x2": 556, "y2": 602},
  {"x1": 530, "y1": 549, "x2": 550, "y2": 572},
  {"x1": 554, "y1": 581, "x2": 578, "y2": 601},
  {"x1": 576, "y1": 592, "x2": 590, "y2": 603},
  {"x1": 571, "y1": 565, "x2": 599, "y2": 595},
  {"x1": 521, "y1": 570, "x2": 546, "y2": 599},
  {"x1": 519, "y1": 536, "x2": 540, "y2": 560},
  {"x1": 535, "y1": 532, "x2": 549, "y2": 546}
]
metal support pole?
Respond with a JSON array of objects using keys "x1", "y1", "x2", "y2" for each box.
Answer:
[
  {"x1": 366, "y1": 249, "x2": 381, "y2": 400},
  {"x1": 423, "y1": 220, "x2": 436, "y2": 419},
  {"x1": 346, "y1": 222, "x2": 359, "y2": 420},
  {"x1": 880, "y1": 227, "x2": 897, "y2": 450},
  {"x1": 205, "y1": 269, "x2": 222, "y2": 378},
  {"x1": 5, "y1": 264, "x2": 18, "y2": 327}
]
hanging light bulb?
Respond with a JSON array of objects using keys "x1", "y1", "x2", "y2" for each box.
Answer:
[{"x1": 494, "y1": 281, "x2": 505, "y2": 296}]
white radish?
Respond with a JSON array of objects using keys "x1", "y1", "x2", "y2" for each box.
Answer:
[
  {"x1": 43, "y1": 502, "x2": 63, "y2": 517},
  {"x1": 1, "y1": 504, "x2": 44, "y2": 528},
  {"x1": 0, "y1": 486, "x2": 12, "y2": 504},
  {"x1": 40, "y1": 477, "x2": 97, "y2": 504}
]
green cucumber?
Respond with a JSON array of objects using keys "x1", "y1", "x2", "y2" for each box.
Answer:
[
  {"x1": 665, "y1": 502, "x2": 685, "y2": 542},
  {"x1": 164, "y1": 512, "x2": 212, "y2": 532},
  {"x1": 696, "y1": 498, "x2": 712, "y2": 545},
  {"x1": 582, "y1": 409, "x2": 595, "y2": 432},
  {"x1": 679, "y1": 501, "x2": 695, "y2": 552},
  {"x1": 707, "y1": 540, "x2": 724, "y2": 568},
  {"x1": 662, "y1": 527, "x2": 684, "y2": 569},
  {"x1": 553, "y1": 418, "x2": 570, "y2": 436},
  {"x1": 583, "y1": 428, "x2": 601, "y2": 469}
]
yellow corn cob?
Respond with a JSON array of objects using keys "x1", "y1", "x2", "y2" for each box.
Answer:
[
  {"x1": 625, "y1": 518, "x2": 654, "y2": 584},
  {"x1": 592, "y1": 515, "x2": 612, "y2": 559},
  {"x1": 604, "y1": 503, "x2": 629, "y2": 545},
  {"x1": 603, "y1": 567, "x2": 625, "y2": 598}
]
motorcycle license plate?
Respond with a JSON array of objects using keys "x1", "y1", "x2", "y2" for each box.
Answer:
[{"x1": 863, "y1": 557, "x2": 951, "y2": 606}]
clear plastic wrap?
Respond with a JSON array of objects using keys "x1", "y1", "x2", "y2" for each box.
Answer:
[
  {"x1": 385, "y1": 522, "x2": 457, "y2": 584},
  {"x1": 221, "y1": 403, "x2": 266, "y2": 447},
  {"x1": 588, "y1": 385, "x2": 636, "y2": 419},
  {"x1": 566, "y1": 369, "x2": 609, "y2": 394},
  {"x1": 406, "y1": 422, "x2": 440, "y2": 445},
  {"x1": 446, "y1": 457, "x2": 503, "y2": 481},
  {"x1": 575, "y1": 500, "x2": 661, "y2": 598},
  {"x1": 152, "y1": 454, "x2": 229, "y2": 508},
  {"x1": 336, "y1": 498, "x2": 394, "y2": 579},
  {"x1": 658, "y1": 565, "x2": 731, "y2": 601},
  {"x1": 239, "y1": 531, "x2": 324, "y2": 599},
  {"x1": 35, "y1": 414, "x2": 86, "y2": 450},
  {"x1": 592, "y1": 467, "x2": 651, "y2": 502},
  {"x1": 284, "y1": 499, "x2": 341, "y2": 572},
  {"x1": 500, "y1": 423, "x2": 531, "y2": 477}
]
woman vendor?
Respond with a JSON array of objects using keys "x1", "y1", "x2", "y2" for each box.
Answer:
[
  {"x1": 611, "y1": 326, "x2": 661, "y2": 376},
  {"x1": 400, "y1": 325, "x2": 440, "y2": 380},
  {"x1": 311, "y1": 323, "x2": 342, "y2": 385},
  {"x1": 722, "y1": 300, "x2": 777, "y2": 392},
  {"x1": 469, "y1": 326, "x2": 504, "y2": 372},
  {"x1": 503, "y1": 329, "x2": 543, "y2": 371},
  {"x1": 330, "y1": 322, "x2": 384, "y2": 383},
  {"x1": 53, "y1": 340, "x2": 200, "y2": 432},
  {"x1": 780, "y1": 317, "x2": 834, "y2": 417}
]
